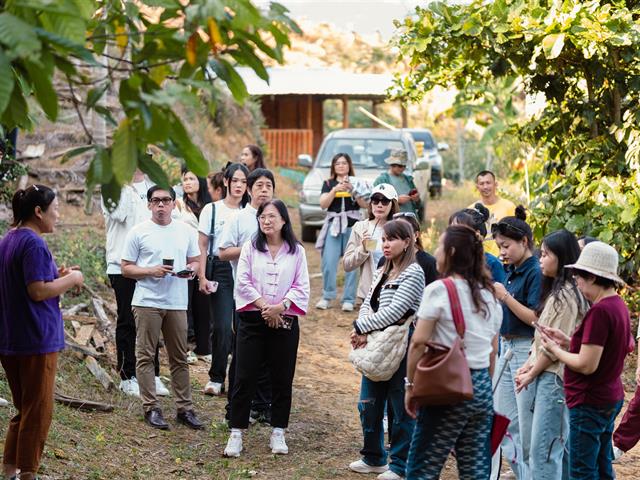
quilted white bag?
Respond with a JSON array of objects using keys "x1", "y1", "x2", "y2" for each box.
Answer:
[{"x1": 349, "y1": 319, "x2": 412, "y2": 382}]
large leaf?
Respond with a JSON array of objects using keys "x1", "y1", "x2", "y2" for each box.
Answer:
[
  {"x1": 39, "y1": 9, "x2": 86, "y2": 44},
  {"x1": 208, "y1": 58, "x2": 248, "y2": 103},
  {"x1": 166, "y1": 111, "x2": 208, "y2": 177},
  {"x1": 101, "y1": 176, "x2": 122, "y2": 212},
  {"x1": 24, "y1": 61, "x2": 58, "y2": 121},
  {"x1": 542, "y1": 33, "x2": 565, "y2": 59},
  {"x1": 60, "y1": 145, "x2": 95, "y2": 164},
  {"x1": 0, "y1": 51, "x2": 15, "y2": 115},
  {"x1": 0, "y1": 13, "x2": 41, "y2": 59},
  {"x1": 86, "y1": 83, "x2": 110, "y2": 109},
  {"x1": 35, "y1": 28, "x2": 97, "y2": 65},
  {"x1": 86, "y1": 146, "x2": 113, "y2": 186},
  {"x1": 112, "y1": 119, "x2": 138, "y2": 185},
  {"x1": 138, "y1": 152, "x2": 170, "y2": 189}
]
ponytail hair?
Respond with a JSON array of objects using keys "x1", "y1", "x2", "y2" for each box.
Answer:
[{"x1": 11, "y1": 184, "x2": 56, "y2": 227}]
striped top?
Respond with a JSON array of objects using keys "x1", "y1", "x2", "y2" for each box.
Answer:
[{"x1": 354, "y1": 262, "x2": 425, "y2": 334}]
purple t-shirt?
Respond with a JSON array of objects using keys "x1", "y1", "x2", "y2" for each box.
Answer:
[
  {"x1": 564, "y1": 295, "x2": 632, "y2": 408},
  {"x1": 0, "y1": 228, "x2": 64, "y2": 355}
]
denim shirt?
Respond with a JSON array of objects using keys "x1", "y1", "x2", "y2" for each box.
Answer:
[{"x1": 500, "y1": 255, "x2": 541, "y2": 337}]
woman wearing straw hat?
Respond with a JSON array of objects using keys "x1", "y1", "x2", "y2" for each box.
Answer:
[{"x1": 539, "y1": 241, "x2": 634, "y2": 480}]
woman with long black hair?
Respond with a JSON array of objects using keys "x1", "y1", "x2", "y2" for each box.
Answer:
[
  {"x1": 198, "y1": 163, "x2": 250, "y2": 395},
  {"x1": 514, "y1": 229, "x2": 588, "y2": 478},
  {"x1": 240, "y1": 144, "x2": 266, "y2": 171},
  {"x1": 224, "y1": 199, "x2": 309, "y2": 457}
]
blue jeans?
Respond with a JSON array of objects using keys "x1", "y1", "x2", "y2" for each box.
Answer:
[
  {"x1": 494, "y1": 337, "x2": 535, "y2": 479},
  {"x1": 568, "y1": 400, "x2": 623, "y2": 480},
  {"x1": 321, "y1": 228, "x2": 357, "y2": 304},
  {"x1": 529, "y1": 372, "x2": 569, "y2": 479},
  {"x1": 406, "y1": 368, "x2": 494, "y2": 480},
  {"x1": 358, "y1": 356, "x2": 414, "y2": 476}
]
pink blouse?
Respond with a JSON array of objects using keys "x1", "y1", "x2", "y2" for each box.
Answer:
[{"x1": 235, "y1": 241, "x2": 310, "y2": 315}]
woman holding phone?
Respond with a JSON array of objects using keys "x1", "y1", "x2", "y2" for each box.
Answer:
[{"x1": 316, "y1": 153, "x2": 367, "y2": 312}]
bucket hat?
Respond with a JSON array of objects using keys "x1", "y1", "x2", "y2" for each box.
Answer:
[
  {"x1": 566, "y1": 241, "x2": 624, "y2": 285},
  {"x1": 384, "y1": 149, "x2": 408, "y2": 166},
  {"x1": 370, "y1": 183, "x2": 398, "y2": 201}
]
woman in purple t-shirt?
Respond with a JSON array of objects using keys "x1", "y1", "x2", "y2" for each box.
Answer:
[
  {"x1": 540, "y1": 241, "x2": 632, "y2": 480},
  {"x1": 0, "y1": 185, "x2": 84, "y2": 480}
]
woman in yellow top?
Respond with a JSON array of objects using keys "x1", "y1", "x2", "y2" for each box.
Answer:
[{"x1": 514, "y1": 229, "x2": 588, "y2": 478}]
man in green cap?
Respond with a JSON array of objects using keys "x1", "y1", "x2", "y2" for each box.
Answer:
[{"x1": 373, "y1": 149, "x2": 422, "y2": 216}]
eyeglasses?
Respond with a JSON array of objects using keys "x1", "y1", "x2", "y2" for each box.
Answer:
[
  {"x1": 258, "y1": 214, "x2": 281, "y2": 223},
  {"x1": 393, "y1": 212, "x2": 418, "y2": 220},
  {"x1": 371, "y1": 196, "x2": 391, "y2": 206},
  {"x1": 149, "y1": 197, "x2": 173, "y2": 205},
  {"x1": 491, "y1": 221, "x2": 527, "y2": 236}
]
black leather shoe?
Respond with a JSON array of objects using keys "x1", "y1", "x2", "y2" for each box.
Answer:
[
  {"x1": 145, "y1": 408, "x2": 170, "y2": 430},
  {"x1": 177, "y1": 409, "x2": 205, "y2": 430}
]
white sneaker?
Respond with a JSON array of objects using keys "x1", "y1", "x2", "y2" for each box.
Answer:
[
  {"x1": 119, "y1": 377, "x2": 140, "y2": 397},
  {"x1": 0, "y1": 397, "x2": 8, "y2": 407},
  {"x1": 155, "y1": 377, "x2": 170, "y2": 396},
  {"x1": 186, "y1": 351, "x2": 198, "y2": 365},
  {"x1": 316, "y1": 298, "x2": 331, "y2": 310},
  {"x1": 224, "y1": 432, "x2": 243, "y2": 457},
  {"x1": 378, "y1": 470, "x2": 403, "y2": 480},
  {"x1": 204, "y1": 381, "x2": 223, "y2": 396},
  {"x1": 200, "y1": 354, "x2": 212, "y2": 363},
  {"x1": 270, "y1": 430, "x2": 289, "y2": 454},
  {"x1": 349, "y1": 460, "x2": 389, "y2": 474},
  {"x1": 613, "y1": 446, "x2": 625, "y2": 463},
  {"x1": 342, "y1": 302, "x2": 355, "y2": 312}
]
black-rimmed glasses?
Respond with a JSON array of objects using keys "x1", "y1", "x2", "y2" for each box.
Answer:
[{"x1": 149, "y1": 197, "x2": 173, "y2": 205}]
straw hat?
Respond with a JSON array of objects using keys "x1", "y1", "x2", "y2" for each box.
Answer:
[{"x1": 566, "y1": 241, "x2": 624, "y2": 285}]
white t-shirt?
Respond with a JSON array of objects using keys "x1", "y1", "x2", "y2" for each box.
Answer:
[
  {"x1": 417, "y1": 279, "x2": 503, "y2": 369},
  {"x1": 198, "y1": 200, "x2": 243, "y2": 256},
  {"x1": 217, "y1": 204, "x2": 258, "y2": 276},
  {"x1": 122, "y1": 219, "x2": 200, "y2": 310}
]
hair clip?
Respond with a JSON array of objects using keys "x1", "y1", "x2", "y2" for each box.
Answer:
[{"x1": 31, "y1": 184, "x2": 39, "y2": 191}]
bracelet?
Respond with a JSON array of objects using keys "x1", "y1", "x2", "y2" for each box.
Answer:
[
  {"x1": 501, "y1": 291, "x2": 510, "y2": 302},
  {"x1": 404, "y1": 376, "x2": 414, "y2": 390}
]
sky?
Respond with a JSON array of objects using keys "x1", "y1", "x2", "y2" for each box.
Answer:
[{"x1": 256, "y1": 0, "x2": 423, "y2": 38}]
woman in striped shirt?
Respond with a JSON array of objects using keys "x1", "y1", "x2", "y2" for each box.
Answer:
[{"x1": 349, "y1": 220, "x2": 425, "y2": 480}]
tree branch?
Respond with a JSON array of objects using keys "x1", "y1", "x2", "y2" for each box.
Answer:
[
  {"x1": 583, "y1": 66, "x2": 598, "y2": 138},
  {"x1": 66, "y1": 77, "x2": 94, "y2": 144},
  {"x1": 610, "y1": 48, "x2": 622, "y2": 126}
]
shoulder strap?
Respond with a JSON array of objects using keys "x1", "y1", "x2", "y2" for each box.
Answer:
[
  {"x1": 208, "y1": 203, "x2": 216, "y2": 257},
  {"x1": 442, "y1": 277, "x2": 465, "y2": 338}
]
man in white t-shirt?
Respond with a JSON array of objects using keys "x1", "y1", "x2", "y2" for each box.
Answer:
[
  {"x1": 102, "y1": 170, "x2": 171, "y2": 398},
  {"x1": 218, "y1": 168, "x2": 275, "y2": 423},
  {"x1": 122, "y1": 186, "x2": 203, "y2": 431}
]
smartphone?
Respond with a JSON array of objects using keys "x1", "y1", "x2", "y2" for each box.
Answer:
[
  {"x1": 408, "y1": 188, "x2": 418, "y2": 196},
  {"x1": 207, "y1": 280, "x2": 219, "y2": 293},
  {"x1": 279, "y1": 314, "x2": 295, "y2": 330}
]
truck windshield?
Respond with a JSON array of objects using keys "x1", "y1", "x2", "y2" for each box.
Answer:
[
  {"x1": 317, "y1": 139, "x2": 406, "y2": 169},
  {"x1": 408, "y1": 131, "x2": 435, "y2": 150}
]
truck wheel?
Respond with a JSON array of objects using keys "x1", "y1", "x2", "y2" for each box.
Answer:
[{"x1": 301, "y1": 225, "x2": 317, "y2": 243}]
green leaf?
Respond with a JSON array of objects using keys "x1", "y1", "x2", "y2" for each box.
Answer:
[
  {"x1": 542, "y1": 33, "x2": 565, "y2": 59},
  {"x1": 101, "y1": 177, "x2": 122, "y2": 212},
  {"x1": 166, "y1": 111, "x2": 208, "y2": 177},
  {"x1": 86, "y1": 83, "x2": 109, "y2": 109},
  {"x1": 39, "y1": 10, "x2": 86, "y2": 44},
  {"x1": 621, "y1": 207, "x2": 636, "y2": 224},
  {"x1": 86, "y1": 147, "x2": 113, "y2": 186},
  {"x1": 24, "y1": 61, "x2": 58, "y2": 121},
  {"x1": 61, "y1": 145, "x2": 95, "y2": 164},
  {"x1": 94, "y1": 105, "x2": 117, "y2": 127},
  {"x1": 1, "y1": 82, "x2": 30, "y2": 129},
  {"x1": 208, "y1": 58, "x2": 248, "y2": 103},
  {"x1": 138, "y1": 152, "x2": 170, "y2": 189},
  {"x1": 34, "y1": 27, "x2": 97, "y2": 65},
  {"x1": 112, "y1": 119, "x2": 138, "y2": 185},
  {"x1": 0, "y1": 50, "x2": 15, "y2": 115},
  {"x1": 143, "y1": 0, "x2": 180, "y2": 7},
  {"x1": 0, "y1": 13, "x2": 41, "y2": 59}
]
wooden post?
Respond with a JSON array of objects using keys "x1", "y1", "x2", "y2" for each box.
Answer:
[
  {"x1": 371, "y1": 101, "x2": 378, "y2": 128},
  {"x1": 342, "y1": 96, "x2": 349, "y2": 128},
  {"x1": 306, "y1": 95, "x2": 312, "y2": 130},
  {"x1": 401, "y1": 103, "x2": 408, "y2": 128}
]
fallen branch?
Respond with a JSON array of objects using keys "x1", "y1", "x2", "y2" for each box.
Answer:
[
  {"x1": 61, "y1": 303, "x2": 89, "y2": 317},
  {"x1": 65, "y1": 331, "x2": 105, "y2": 359},
  {"x1": 91, "y1": 297, "x2": 112, "y2": 333},
  {"x1": 85, "y1": 356, "x2": 115, "y2": 391},
  {"x1": 74, "y1": 325, "x2": 95, "y2": 346},
  {"x1": 54, "y1": 392, "x2": 114, "y2": 413}
]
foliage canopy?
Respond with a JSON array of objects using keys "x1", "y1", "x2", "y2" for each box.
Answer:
[
  {"x1": 0, "y1": 0, "x2": 299, "y2": 207},
  {"x1": 394, "y1": 0, "x2": 640, "y2": 283}
]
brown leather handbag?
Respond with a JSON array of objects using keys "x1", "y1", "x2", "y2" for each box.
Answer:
[{"x1": 411, "y1": 277, "x2": 474, "y2": 406}]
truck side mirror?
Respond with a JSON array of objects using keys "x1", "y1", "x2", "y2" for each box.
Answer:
[{"x1": 297, "y1": 154, "x2": 313, "y2": 168}]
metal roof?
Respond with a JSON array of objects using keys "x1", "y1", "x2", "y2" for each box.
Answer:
[{"x1": 236, "y1": 67, "x2": 394, "y2": 98}]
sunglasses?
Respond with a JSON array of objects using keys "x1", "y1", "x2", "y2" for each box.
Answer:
[
  {"x1": 371, "y1": 195, "x2": 391, "y2": 206},
  {"x1": 393, "y1": 212, "x2": 418, "y2": 220},
  {"x1": 491, "y1": 221, "x2": 527, "y2": 237}
]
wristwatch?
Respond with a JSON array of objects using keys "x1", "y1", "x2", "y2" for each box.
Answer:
[
  {"x1": 282, "y1": 298, "x2": 291, "y2": 310},
  {"x1": 404, "y1": 377, "x2": 414, "y2": 390}
]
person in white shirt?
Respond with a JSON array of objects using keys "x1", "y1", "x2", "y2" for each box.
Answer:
[
  {"x1": 198, "y1": 163, "x2": 249, "y2": 396},
  {"x1": 121, "y1": 186, "x2": 203, "y2": 431},
  {"x1": 102, "y1": 170, "x2": 168, "y2": 398},
  {"x1": 218, "y1": 168, "x2": 275, "y2": 423}
]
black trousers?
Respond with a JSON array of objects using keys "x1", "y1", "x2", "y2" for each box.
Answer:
[
  {"x1": 207, "y1": 260, "x2": 234, "y2": 383},
  {"x1": 187, "y1": 278, "x2": 213, "y2": 356},
  {"x1": 109, "y1": 274, "x2": 159, "y2": 380},
  {"x1": 229, "y1": 311, "x2": 299, "y2": 429}
]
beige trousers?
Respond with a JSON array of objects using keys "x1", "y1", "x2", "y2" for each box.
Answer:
[{"x1": 133, "y1": 307, "x2": 192, "y2": 412}]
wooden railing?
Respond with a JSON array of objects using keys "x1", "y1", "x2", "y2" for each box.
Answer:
[{"x1": 261, "y1": 129, "x2": 313, "y2": 168}]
